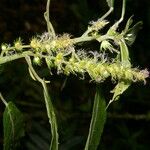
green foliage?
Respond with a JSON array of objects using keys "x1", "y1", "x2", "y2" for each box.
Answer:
[
  {"x1": 42, "y1": 81, "x2": 58, "y2": 150},
  {"x1": 3, "y1": 101, "x2": 24, "y2": 150},
  {"x1": 125, "y1": 21, "x2": 143, "y2": 46},
  {"x1": 110, "y1": 81, "x2": 130, "y2": 102},
  {"x1": 85, "y1": 87, "x2": 106, "y2": 150},
  {"x1": 119, "y1": 39, "x2": 131, "y2": 67}
]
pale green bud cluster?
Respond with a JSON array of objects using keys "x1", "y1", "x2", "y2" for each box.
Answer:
[
  {"x1": 30, "y1": 33, "x2": 73, "y2": 53},
  {"x1": 30, "y1": 38, "x2": 41, "y2": 50},
  {"x1": 33, "y1": 57, "x2": 42, "y2": 65},
  {"x1": 1, "y1": 44, "x2": 7, "y2": 51},
  {"x1": 89, "y1": 20, "x2": 109, "y2": 32}
]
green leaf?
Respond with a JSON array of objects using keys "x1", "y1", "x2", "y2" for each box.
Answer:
[
  {"x1": 84, "y1": 86, "x2": 106, "y2": 150},
  {"x1": 111, "y1": 81, "x2": 131, "y2": 101},
  {"x1": 125, "y1": 21, "x2": 143, "y2": 46},
  {"x1": 119, "y1": 39, "x2": 131, "y2": 67},
  {"x1": 106, "y1": 0, "x2": 114, "y2": 8},
  {"x1": 42, "y1": 81, "x2": 59, "y2": 150},
  {"x1": 3, "y1": 101, "x2": 24, "y2": 150},
  {"x1": 123, "y1": 16, "x2": 134, "y2": 34}
]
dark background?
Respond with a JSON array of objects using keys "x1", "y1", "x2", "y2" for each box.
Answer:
[{"x1": 0, "y1": 0, "x2": 150, "y2": 149}]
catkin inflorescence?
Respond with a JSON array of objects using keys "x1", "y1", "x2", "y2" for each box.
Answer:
[
  {"x1": 0, "y1": 31, "x2": 149, "y2": 84},
  {"x1": 29, "y1": 33, "x2": 149, "y2": 83},
  {"x1": 0, "y1": 9, "x2": 149, "y2": 86}
]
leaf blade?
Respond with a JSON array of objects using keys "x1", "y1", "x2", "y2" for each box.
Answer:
[
  {"x1": 42, "y1": 81, "x2": 59, "y2": 150},
  {"x1": 111, "y1": 81, "x2": 131, "y2": 101},
  {"x1": 125, "y1": 21, "x2": 143, "y2": 46},
  {"x1": 84, "y1": 86, "x2": 106, "y2": 150},
  {"x1": 3, "y1": 102, "x2": 24, "y2": 150},
  {"x1": 119, "y1": 39, "x2": 131, "y2": 67}
]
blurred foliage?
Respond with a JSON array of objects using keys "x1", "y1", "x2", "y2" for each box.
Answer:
[{"x1": 0, "y1": 0, "x2": 150, "y2": 149}]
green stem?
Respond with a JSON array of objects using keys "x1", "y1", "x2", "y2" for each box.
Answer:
[
  {"x1": 1, "y1": 45, "x2": 30, "y2": 57},
  {"x1": 100, "y1": 7, "x2": 114, "y2": 20},
  {"x1": 0, "y1": 93, "x2": 8, "y2": 106},
  {"x1": 45, "y1": 0, "x2": 55, "y2": 37},
  {"x1": 42, "y1": 80, "x2": 58, "y2": 150},
  {"x1": 0, "y1": 34, "x2": 113, "y2": 65},
  {"x1": 0, "y1": 51, "x2": 53, "y2": 65},
  {"x1": 0, "y1": 51, "x2": 33, "y2": 65},
  {"x1": 82, "y1": 7, "x2": 114, "y2": 37},
  {"x1": 25, "y1": 56, "x2": 58, "y2": 150},
  {"x1": 112, "y1": 0, "x2": 126, "y2": 29},
  {"x1": 118, "y1": 0, "x2": 126, "y2": 24},
  {"x1": 73, "y1": 36, "x2": 95, "y2": 43},
  {"x1": 25, "y1": 56, "x2": 44, "y2": 82},
  {"x1": 73, "y1": 35, "x2": 113, "y2": 44}
]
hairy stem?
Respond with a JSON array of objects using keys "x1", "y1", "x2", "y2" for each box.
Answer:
[{"x1": 0, "y1": 51, "x2": 33, "y2": 65}]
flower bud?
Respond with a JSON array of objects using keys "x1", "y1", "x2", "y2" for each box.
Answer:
[
  {"x1": 30, "y1": 38, "x2": 41, "y2": 50},
  {"x1": 1, "y1": 44, "x2": 7, "y2": 51},
  {"x1": 54, "y1": 52, "x2": 64, "y2": 66},
  {"x1": 124, "y1": 69, "x2": 133, "y2": 80},
  {"x1": 33, "y1": 57, "x2": 41, "y2": 65},
  {"x1": 100, "y1": 40, "x2": 117, "y2": 53},
  {"x1": 50, "y1": 40, "x2": 56, "y2": 49},
  {"x1": 14, "y1": 38, "x2": 22, "y2": 51},
  {"x1": 90, "y1": 20, "x2": 109, "y2": 31}
]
